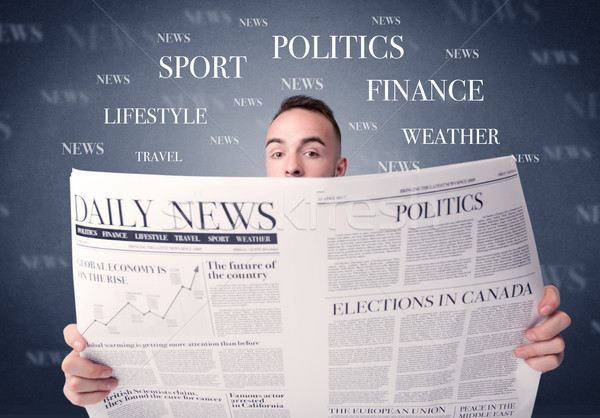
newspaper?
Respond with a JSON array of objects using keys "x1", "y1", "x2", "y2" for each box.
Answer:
[{"x1": 71, "y1": 156, "x2": 543, "y2": 418}]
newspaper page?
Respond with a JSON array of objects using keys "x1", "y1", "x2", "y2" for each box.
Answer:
[{"x1": 70, "y1": 156, "x2": 543, "y2": 417}]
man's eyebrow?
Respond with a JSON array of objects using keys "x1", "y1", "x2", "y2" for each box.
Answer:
[
  {"x1": 265, "y1": 137, "x2": 326, "y2": 147},
  {"x1": 302, "y1": 137, "x2": 326, "y2": 147},
  {"x1": 265, "y1": 138, "x2": 282, "y2": 147}
]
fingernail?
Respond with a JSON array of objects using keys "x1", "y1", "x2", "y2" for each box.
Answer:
[
  {"x1": 108, "y1": 379, "x2": 118, "y2": 389},
  {"x1": 102, "y1": 369, "x2": 112, "y2": 378},
  {"x1": 526, "y1": 331, "x2": 536, "y2": 340},
  {"x1": 540, "y1": 305, "x2": 552, "y2": 316},
  {"x1": 73, "y1": 340, "x2": 84, "y2": 351},
  {"x1": 515, "y1": 349, "x2": 527, "y2": 358}
]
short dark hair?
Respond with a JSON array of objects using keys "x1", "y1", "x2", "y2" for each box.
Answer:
[{"x1": 273, "y1": 95, "x2": 341, "y2": 143}]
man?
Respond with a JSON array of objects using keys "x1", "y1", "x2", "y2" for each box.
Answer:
[
  {"x1": 265, "y1": 95, "x2": 347, "y2": 178},
  {"x1": 62, "y1": 95, "x2": 571, "y2": 406}
]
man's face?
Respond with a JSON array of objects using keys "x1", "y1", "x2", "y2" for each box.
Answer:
[{"x1": 265, "y1": 108, "x2": 347, "y2": 178}]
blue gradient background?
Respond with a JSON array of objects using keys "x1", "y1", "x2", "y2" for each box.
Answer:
[{"x1": 0, "y1": 0, "x2": 598, "y2": 416}]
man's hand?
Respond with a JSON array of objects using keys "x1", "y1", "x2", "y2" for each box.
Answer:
[
  {"x1": 514, "y1": 285, "x2": 571, "y2": 372},
  {"x1": 62, "y1": 324, "x2": 118, "y2": 406}
]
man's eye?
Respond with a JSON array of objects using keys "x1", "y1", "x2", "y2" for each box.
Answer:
[
  {"x1": 272, "y1": 152, "x2": 283, "y2": 158},
  {"x1": 305, "y1": 151, "x2": 319, "y2": 157}
]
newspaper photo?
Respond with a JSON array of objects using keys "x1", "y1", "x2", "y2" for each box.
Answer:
[{"x1": 70, "y1": 156, "x2": 544, "y2": 417}]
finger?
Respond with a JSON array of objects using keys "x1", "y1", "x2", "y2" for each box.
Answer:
[
  {"x1": 526, "y1": 310, "x2": 571, "y2": 341},
  {"x1": 62, "y1": 350, "x2": 113, "y2": 379},
  {"x1": 64, "y1": 373, "x2": 118, "y2": 394},
  {"x1": 515, "y1": 335, "x2": 565, "y2": 359},
  {"x1": 63, "y1": 384, "x2": 113, "y2": 407},
  {"x1": 524, "y1": 352, "x2": 565, "y2": 373},
  {"x1": 63, "y1": 323, "x2": 86, "y2": 352},
  {"x1": 538, "y1": 285, "x2": 560, "y2": 316}
]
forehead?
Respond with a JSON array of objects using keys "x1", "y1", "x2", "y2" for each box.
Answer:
[{"x1": 266, "y1": 108, "x2": 336, "y2": 145}]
